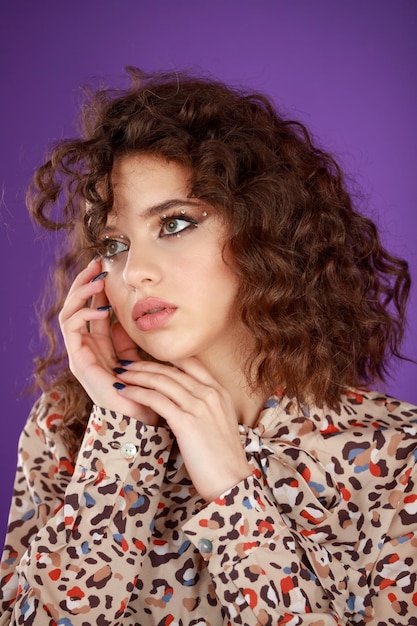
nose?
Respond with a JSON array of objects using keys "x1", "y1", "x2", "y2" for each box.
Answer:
[{"x1": 122, "y1": 242, "x2": 162, "y2": 289}]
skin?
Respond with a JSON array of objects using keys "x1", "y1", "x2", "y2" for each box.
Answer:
[{"x1": 59, "y1": 154, "x2": 265, "y2": 502}]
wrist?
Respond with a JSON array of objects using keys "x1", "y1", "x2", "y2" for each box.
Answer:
[{"x1": 202, "y1": 462, "x2": 252, "y2": 503}]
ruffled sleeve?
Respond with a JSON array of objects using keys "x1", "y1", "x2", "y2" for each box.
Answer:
[
  {"x1": 256, "y1": 433, "x2": 373, "y2": 620},
  {"x1": 183, "y1": 423, "x2": 352, "y2": 623},
  {"x1": 0, "y1": 398, "x2": 174, "y2": 625},
  {"x1": 183, "y1": 401, "x2": 417, "y2": 624}
]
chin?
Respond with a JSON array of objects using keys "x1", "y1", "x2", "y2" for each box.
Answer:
[
  {"x1": 135, "y1": 342, "x2": 179, "y2": 364},
  {"x1": 140, "y1": 342, "x2": 198, "y2": 364}
]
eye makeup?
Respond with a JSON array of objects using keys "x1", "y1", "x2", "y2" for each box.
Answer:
[
  {"x1": 158, "y1": 213, "x2": 199, "y2": 238},
  {"x1": 97, "y1": 206, "x2": 209, "y2": 259},
  {"x1": 101, "y1": 236, "x2": 129, "y2": 259}
]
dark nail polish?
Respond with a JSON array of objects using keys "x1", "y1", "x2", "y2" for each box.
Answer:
[
  {"x1": 97, "y1": 305, "x2": 112, "y2": 311},
  {"x1": 113, "y1": 382, "x2": 126, "y2": 390},
  {"x1": 92, "y1": 253, "x2": 101, "y2": 261},
  {"x1": 91, "y1": 271, "x2": 108, "y2": 282},
  {"x1": 118, "y1": 359, "x2": 134, "y2": 366},
  {"x1": 113, "y1": 367, "x2": 127, "y2": 374}
]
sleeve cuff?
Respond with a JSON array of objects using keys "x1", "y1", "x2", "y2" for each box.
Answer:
[
  {"x1": 77, "y1": 405, "x2": 174, "y2": 486},
  {"x1": 182, "y1": 471, "x2": 289, "y2": 575}
]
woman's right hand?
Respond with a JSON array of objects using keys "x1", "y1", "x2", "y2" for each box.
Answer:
[{"x1": 58, "y1": 258, "x2": 159, "y2": 425}]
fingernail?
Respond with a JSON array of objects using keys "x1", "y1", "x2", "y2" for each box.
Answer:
[
  {"x1": 118, "y1": 359, "x2": 134, "y2": 367},
  {"x1": 97, "y1": 305, "x2": 112, "y2": 311},
  {"x1": 113, "y1": 382, "x2": 126, "y2": 390},
  {"x1": 88, "y1": 254, "x2": 101, "y2": 265},
  {"x1": 91, "y1": 271, "x2": 108, "y2": 282},
  {"x1": 113, "y1": 367, "x2": 127, "y2": 374}
]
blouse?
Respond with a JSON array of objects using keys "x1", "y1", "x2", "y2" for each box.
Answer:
[{"x1": 0, "y1": 387, "x2": 416, "y2": 625}]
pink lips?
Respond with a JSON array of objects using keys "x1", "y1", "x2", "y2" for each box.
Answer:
[{"x1": 132, "y1": 297, "x2": 177, "y2": 332}]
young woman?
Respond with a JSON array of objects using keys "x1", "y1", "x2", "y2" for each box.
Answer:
[{"x1": 0, "y1": 69, "x2": 416, "y2": 626}]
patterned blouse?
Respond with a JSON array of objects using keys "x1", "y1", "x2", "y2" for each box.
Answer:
[{"x1": 0, "y1": 387, "x2": 416, "y2": 625}]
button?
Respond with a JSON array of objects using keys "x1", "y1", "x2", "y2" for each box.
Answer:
[
  {"x1": 198, "y1": 538, "x2": 213, "y2": 555},
  {"x1": 120, "y1": 442, "x2": 137, "y2": 459}
]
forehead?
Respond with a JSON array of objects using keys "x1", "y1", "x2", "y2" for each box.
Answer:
[
  {"x1": 111, "y1": 154, "x2": 191, "y2": 199},
  {"x1": 105, "y1": 154, "x2": 204, "y2": 226}
]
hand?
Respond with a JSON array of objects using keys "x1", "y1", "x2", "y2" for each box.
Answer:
[
  {"x1": 58, "y1": 259, "x2": 158, "y2": 425},
  {"x1": 112, "y1": 358, "x2": 253, "y2": 501}
]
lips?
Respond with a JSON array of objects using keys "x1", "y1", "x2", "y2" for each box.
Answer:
[{"x1": 132, "y1": 297, "x2": 177, "y2": 331}]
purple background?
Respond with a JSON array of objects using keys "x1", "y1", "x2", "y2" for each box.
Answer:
[{"x1": 1, "y1": 1, "x2": 416, "y2": 548}]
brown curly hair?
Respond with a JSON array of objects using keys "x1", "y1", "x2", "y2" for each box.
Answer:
[{"x1": 28, "y1": 68, "x2": 411, "y2": 456}]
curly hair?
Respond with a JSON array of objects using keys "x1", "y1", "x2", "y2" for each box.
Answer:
[{"x1": 28, "y1": 68, "x2": 411, "y2": 456}]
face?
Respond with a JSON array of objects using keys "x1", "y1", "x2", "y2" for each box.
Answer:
[{"x1": 101, "y1": 154, "x2": 245, "y2": 368}]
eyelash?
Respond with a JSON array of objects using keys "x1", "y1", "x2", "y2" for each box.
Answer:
[
  {"x1": 100, "y1": 238, "x2": 128, "y2": 258},
  {"x1": 159, "y1": 214, "x2": 198, "y2": 237},
  {"x1": 99, "y1": 214, "x2": 199, "y2": 258}
]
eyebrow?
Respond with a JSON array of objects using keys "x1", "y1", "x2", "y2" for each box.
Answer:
[
  {"x1": 141, "y1": 199, "x2": 204, "y2": 218},
  {"x1": 102, "y1": 198, "x2": 205, "y2": 233}
]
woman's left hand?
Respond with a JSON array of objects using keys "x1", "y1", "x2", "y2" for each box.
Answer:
[{"x1": 114, "y1": 358, "x2": 252, "y2": 502}]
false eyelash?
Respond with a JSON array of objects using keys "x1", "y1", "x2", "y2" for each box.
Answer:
[
  {"x1": 159, "y1": 214, "x2": 199, "y2": 237},
  {"x1": 95, "y1": 238, "x2": 113, "y2": 255},
  {"x1": 96, "y1": 236, "x2": 129, "y2": 259},
  {"x1": 93, "y1": 241, "x2": 108, "y2": 256}
]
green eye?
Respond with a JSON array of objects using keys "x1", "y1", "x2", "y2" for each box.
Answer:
[
  {"x1": 160, "y1": 216, "x2": 197, "y2": 237},
  {"x1": 103, "y1": 239, "x2": 129, "y2": 257},
  {"x1": 165, "y1": 219, "x2": 180, "y2": 233}
]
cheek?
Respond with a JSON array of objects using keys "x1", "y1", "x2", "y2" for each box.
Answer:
[
  {"x1": 102, "y1": 256, "x2": 124, "y2": 274},
  {"x1": 104, "y1": 278, "x2": 125, "y2": 317},
  {"x1": 103, "y1": 277, "x2": 114, "y2": 302},
  {"x1": 210, "y1": 258, "x2": 239, "y2": 296}
]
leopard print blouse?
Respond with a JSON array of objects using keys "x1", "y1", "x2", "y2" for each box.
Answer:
[{"x1": 0, "y1": 388, "x2": 416, "y2": 625}]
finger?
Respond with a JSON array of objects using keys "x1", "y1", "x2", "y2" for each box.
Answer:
[
  {"x1": 89, "y1": 290, "x2": 111, "y2": 336},
  {"x1": 65, "y1": 258, "x2": 103, "y2": 299},
  {"x1": 116, "y1": 366, "x2": 219, "y2": 420},
  {"x1": 115, "y1": 383, "x2": 187, "y2": 425},
  {"x1": 122, "y1": 359, "x2": 221, "y2": 399},
  {"x1": 120, "y1": 361, "x2": 202, "y2": 397},
  {"x1": 61, "y1": 306, "x2": 111, "y2": 342},
  {"x1": 171, "y1": 357, "x2": 221, "y2": 387},
  {"x1": 60, "y1": 274, "x2": 106, "y2": 324},
  {"x1": 118, "y1": 367, "x2": 190, "y2": 399},
  {"x1": 60, "y1": 309, "x2": 112, "y2": 371}
]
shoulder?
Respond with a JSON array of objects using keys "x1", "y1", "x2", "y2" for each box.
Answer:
[
  {"x1": 16, "y1": 390, "x2": 76, "y2": 497},
  {"x1": 258, "y1": 387, "x2": 417, "y2": 472},
  {"x1": 260, "y1": 387, "x2": 417, "y2": 436},
  {"x1": 325, "y1": 387, "x2": 417, "y2": 428},
  {"x1": 314, "y1": 388, "x2": 417, "y2": 479},
  {"x1": 313, "y1": 387, "x2": 417, "y2": 446},
  {"x1": 267, "y1": 386, "x2": 416, "y2": 434},
  {"x1": 255, "y1": 389, "x2": 417, "y2": 539},
  {"x1": 20, "y1": 389, "x2": 69, "y2": 457}
]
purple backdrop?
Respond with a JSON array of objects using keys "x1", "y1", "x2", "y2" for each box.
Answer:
[{"x1": 1, "y1": 1, "x2": 416, "y2": 548}]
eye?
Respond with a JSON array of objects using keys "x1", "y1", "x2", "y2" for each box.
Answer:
[
  {"x1": 160, "y1": 216, "x2": 197, "y2": 237},
  {"x1": 102, "y1": 238, "x2": 129, "y2": 258}
]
